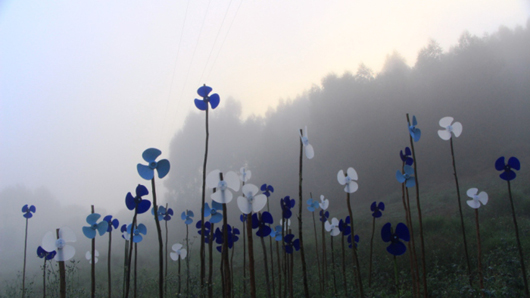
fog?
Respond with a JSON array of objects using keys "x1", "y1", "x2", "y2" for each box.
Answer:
[{"x1": 2, "y1": 12, "x2": 530, "y2": 289}]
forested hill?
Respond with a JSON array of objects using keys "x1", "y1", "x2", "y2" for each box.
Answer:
[{"x1": 165, "y1": 21, "x2": 530, "y2": 220}]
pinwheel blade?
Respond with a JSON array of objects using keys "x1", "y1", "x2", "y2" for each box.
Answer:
[
  {"x1": 404, "y1": 165, "x2": 414, "y2": 176},
  {"x1": 209, "y1": 93, "x2": 220, "y2": 109},
  {"x1": 324, "y1": 221, "x2": 332, "y2": 232},
  {"x1": 345, "y1": 181, "x2": 358, "y2": 193},
  {"x1": 59, "y1": 227, "x2": 76, "y2": 242},
  {"x1": 137, "y1": 224, "x2": 147, "y2": 235},
  {"x1": 508, "y1": 157, "x2": 521, "y2": 171},
  {"x1": 172, "y1": 243, "x2": 183, "y2": 251},
  {"x1": 237, "y1": 196, "x2": 252, "y2": 215},
  {"x1": 242, "y1": 183, "x2": 258, "y2": 197},
  {"x1": 194, "y1": 99, "x2": 207, "y2": 111},
  {"x1": 252, "y1": 194, "x2": 268, "y2": 213},
  {"x1": 133, "y1": 235, "x2": 143, "y2": 243},
  {"x1": 331, "y1": 228, "x2": 340, "y2": 236},
  {"x1": 212, "y1": 189, "x2": 233, "y2": 204},
  {"x1": 466, "y1": 200, "x2": 481, "y2": 209},
  {"x1": 181, "y1": 211, "x2": 187, "y2": 221},
  {"x1": 387, "y1": 242, "x2": 407, "y2": 256},
  {"x1": 23, "y1": 212, "x2": 33, "y2": 219},
  {"x1": 466, "y1": 188, "x2": 478, "y2": 198},
  {"x1": 136, "y1": 184, "x2": 149, "y2": 197},
  {"x1": 405, "y1": 178, "x2": 416, "y2": 188},
  {"x1": 111, "y1": 219, "x2": 119, "y2": 229},
  {"x1": 125, "y1": 194, "x2": 136, "y2": 210},
  {"x1": 337, "y1": 170, "x2": 346, "y2": 185},
  {"x1": 142, "y1": 148, "x2": 161, "y2": 162},
  {"x1": 396, "y1": 171, "x2": 406, "y2": 183},
  {"x1": 86, "y1": 213, "x2": 101, "y2": 225},
  {"x1": 495, "y1": 157, "x2": 505, "y2": 171},
  {"x1": 197, "y1": 85, "x2": 212, "y2": 97},
  {"x1": 412, "y1": 115, "x2": 418, "y2": 126},
  {"x1": 22, "y1": 204, "x2": 28, "y2": 212},
  {"x1": 97, "y1": 222, "x2": 109, "y2": 236},
  {"x1": 29, "y1": 205, "x2": 36, "y2": 213},
  {"x1": 452, "y1": 122, "x2": 463, "y2": 137},
  {"x1": 137, "y1": 200, "x2": 152, "y2": 214},
  {"x1": 381, "y1": 223, "x2": 392, "y2": 242},
  {"x1": 437, "y1": 130, "x2": 452, "y2": 141},
  {"x1": 179, "y1": 249, "x2": 187, "y2": 259},
  {"x1": 262, "y1": 211, "x2": 273, "y2": 224},
  {"x1": 224, "y1": 171, "x2": 240, "y2": 191},
  {"x1": 206, "y1": 170, "x2": 221, "y2": 189},
  {"x1": 347, "y1": 167, "x2": 358, "y2": 180},
  {"x1": 477, "y1": 191, "x2": 488, "y2": 205},
  {"x1": 304, "y1": 144, "x2": 314, "y2": 159},
  {"x1": 156, "y1": 159, "x2": 170, "y2": 179},
  {"x1": 439, "y1": 116, "x2": 453, "y2": 128},
  {"x1": 378, "y1": 202, "x2": 385, "y2": 211},
  {"x1": 500, "y1": 170, "x2": 516, "y2": 181},
  {"x1": 41, "y1": 231, "x2": 57, "y2": 252},
  {"x1": 83, "y1": 227, "x2": 97, "y2": 239},
  {"x1": 395, "y1": 223, "x2": 410, "y2": 241},
  {"x1": 57, "y1": 245, "x2": 75, "y2": 261},
  {"x1": 170, "y1": 252, "x2": 179, "y2": 261},
  {"x1": 137, "y1": 164, "x2": 154, "y2": 180},
  {"x1": 210, "y1": 212, "x2": 223, "y2": 224}
]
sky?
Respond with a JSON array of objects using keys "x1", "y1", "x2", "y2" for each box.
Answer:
[{"x1": 1, "y1": 0, "x2": 528, "y2": 213}]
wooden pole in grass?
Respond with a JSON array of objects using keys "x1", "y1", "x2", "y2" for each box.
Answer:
[
  {"x1": 200, "y1": 103, "x2": 210, "y2": 295},
  {"x1": 474, "y1": 209, "x2": 485, "y2": 298},
  {"x1": 346, "y1": 192, "x2": 364, "y2": 297},
  {"x1": 406, "y1": 113, "x2": 427, "y2": 298},
  {"x1": 57, "y1": 228, "x2": 66, "y2": 298},
  {"x1": 297, "y1": 130, "x2": 310, "y2": 297},
  {"x1": 150, "y1": 178, "x2": 164, "y2": 298},
  {"x1": 246, "y1": 212, "x2": 256, "y2": 298},
  {"x1": 507, "y1": 180, "x2": 529, "y2": 297},
  {"x1": 91, "y1": 205, "x2": 96, "y2": 298}
]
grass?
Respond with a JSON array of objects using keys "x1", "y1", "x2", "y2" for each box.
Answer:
[{"x1": 3, "y1": 181, "x2": 530, "y2": 297}]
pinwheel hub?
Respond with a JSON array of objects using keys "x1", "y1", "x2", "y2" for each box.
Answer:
[
  {"x1": 56, "y1": 238, "x2": 66, "y2": 249},
  {"x1": 149, "y1": 161, "x2": 157, "y2": 169},
  {"x1": 392, "y1": 234, "x2": 399, "y2": 242},
  {"x1": 446, "y1": 125, "x2": 453, "y2": 132},
  {"x1": 301, "y1": 137, "x2": 309, "y2": 146},
  {"x1": 218, "y1": 181, "x2": 227, "y2": 190}
]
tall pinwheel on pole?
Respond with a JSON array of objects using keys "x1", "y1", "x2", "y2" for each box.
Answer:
[
  {"x1": 307, "y1": 194, "x2": 323, "y2": 295},
  {"x1": 137, "y1": 148, "x2": 170, "y2": 298},
  {"x1": 495, "y1": 156, "x2": 528, "y2": 297},
  {"x1": 437, "y1": 116, "x2": 472, "y2": 286},
  {"x1": 406, "y1": 114, "x2": 428, "y2": 298},
  {"x1": 369, "y1": 201, "x2": 385, "y2": 287},
  {"x1": 297, "y1": 126, "x2": 313, "y2": 297},
  {"x1": 153, "y1": 204, "x2": 174, "y2": 297},
  {"x1": 194, "y1": 84, "x2": 220, "y2": 294},
  {"x1": 466, "y1": 188, "x2": 488, "y2": 297},
  {"x1": 82, "y1": 207, "x2": 108, "y2": 298},
  {"x1": 41, "y1": 227, "x2": 77, "y2": 298},
  {"x1": 103, "y1": 215, "x2": 119, "y2": 298},
  {"x1": 181, "y1": 210, "x2": 194, "y2": 296},
  {"x1": 382, "y1": 222, "x2": 410, "y2": 298},
  {"x1": 37, "y1": 246, "x2": 56, "y2": 298},
  {"x1": 21, "y1": 204, "x2": 35, "y2": 298},
  {"x1": 337, "y1": 167, "x2": 364, "y2": 297}
]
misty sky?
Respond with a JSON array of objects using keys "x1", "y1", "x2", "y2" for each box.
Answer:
[{"x1": 1, "y1": 0, "x2": 528, "y2": 213}]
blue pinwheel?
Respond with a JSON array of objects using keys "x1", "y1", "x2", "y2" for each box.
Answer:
[
  {"x1": 240, "y1": 214, "x2": 247, "y2": 223},
  {"x1": 307, "y1": 197, "x2": 320, "y2": 212},
  {"x1": 281, "y1": 196, "x2": 295, "y2": 219},
  {"x1": 261, "y1": 184, "x2": 274, "y2": 197},
  {"x1": 194, "y1": 85, "x2": 220, "y2": 111},
  {"x1": 125, "y1": 184, "x2": 151, "y2": 214},
  {"x1": 196, "y1": 220, "x2": 213, "y2": 243},
  {"x1": 22, "y1": 204, "x2": 36, "y2": 218},
  {"x1": 396, "y1": 165, "x2": 416, "y2": 188},
  {"x1": 284, "y1": 234, "x2": 300, "y2": 254},
  {"x1": 103, "y1": 215, "x2": 119, "y2": 232},
  {"x1": 214, "y1": 224, "x2": 240, "y2": 252},
  {"x1": 381, "y1": 222, "x2": 410, "y2": 256},
  {"x1": 82, "y1": 213, "x2": 109, "y2": 239},
  {"x1": 348, "y1": 234, "x2": 360, "y2": 249},
  {"x1": 339, "y1": 217, "x2": 351, "y2": 237},
  {"x1": 181, "y1": 210, "x2": 194, "y2": 225},
  {"x1": 495, "y1": 156, "x2": 520, "y2": 181},
  {"x1": 252, "y1": 212, "x2": 274, "y2": 238},
  {"x1": 204, "y1": 201, "x2": 223, "y2": 224},
  {"x1": 371, "y1": 202, "x2": 385, "y2": 218},
  {"x1": 37, "y1": 246, "x2": 56, "y2": 260},
  {"x1": 152, "y1": 205, "x2": 174, "y2": 221},
  {"x1": 127, "y1": 223, "x2": 147, "y2": 243},
  {"x1": 270, "y1": 225, "x2": 282, "y2": 241},
  {"x1": 408, "y1": 115, "x2": 421, "y2": 142},
  {"x1": 137, "y1": 148, "x2": 170, "y2": 181},
  {"x1": 121, "y1": 224, "x2": 129, "y2": 240},
  {"x1": 400, "y1": 147, "x2": 414, "y2": 166}
]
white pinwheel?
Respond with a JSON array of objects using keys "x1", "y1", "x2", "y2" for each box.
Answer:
[
  {"x1": 206, "y1": 170, "x2": 240, "y2": 204},
  {"x1": 437, "y1": 117, "x2": 462, "y2": 140},
  {"x1": 337, "y1": 167, "x2": 359, "y2": 193},
  {"x1": 325, "y1": 217, "x2": 341, "y2": 236},
  {"x1": 85, "y1": 250, "x2": 99, "y2": 264},
  {"x1": 279, "y1": 218, "x2": 291, "y2": 232},
  {"x1": 466, "y1": 188, "x2": 488, "y2": 209},
  {"x1": 239, "y1": 167, "x2": 251, "y2": 183},
  {"x1": 41, "y1": 227, "x2": 77, "y2": 262},
  {"x1": 237, "y1": 183, "x2": 267, "y2": 214},
  {"x1": 299, "y1": 126, "x2": 314, "y2": 159},
  {"x1": 319, "y1": 195, "x2": 329, "y2": 210},
  {"x1": 170, "y1": 243, "x2": 187, "y2": 260}
]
